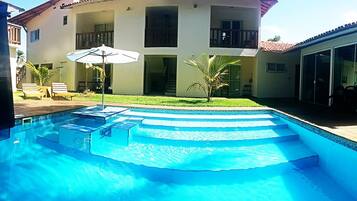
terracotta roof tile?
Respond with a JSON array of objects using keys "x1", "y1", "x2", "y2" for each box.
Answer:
[{"x1": 260, "y1": 41, "x2": 295, "y2": 53}]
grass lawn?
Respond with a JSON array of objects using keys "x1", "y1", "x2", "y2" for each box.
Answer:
[{"x1": 13, "y1": 91, "x2": 262, "y2": 107}]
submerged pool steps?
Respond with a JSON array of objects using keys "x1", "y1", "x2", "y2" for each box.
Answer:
[
  {"x1": 34, "y1": 107, "x2": 321, "y2": 184},
  {"x1": 120, "y1": 110, "x2": 278, "y2": 122},
  {"x1": 131, "y1": 127, "x2": 299, "y2": 147},
  {"x1": 139, "y1": 119, "x2": 288, "y2": 131}
]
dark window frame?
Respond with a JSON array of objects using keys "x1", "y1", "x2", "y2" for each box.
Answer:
[
  {"x1": 30, "y1": 29, "x2": 40, "y2": 42},
  {"x1": 266, "y1": 63, "x2": 286, "y2": 73},
  {"x1": 63, "y1": 16, "x2": 68, "y2": 25}
]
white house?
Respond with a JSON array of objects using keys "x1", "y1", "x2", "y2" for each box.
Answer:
[{"x1": 9, "y1": 0, "x2": 278, "y2": 98}]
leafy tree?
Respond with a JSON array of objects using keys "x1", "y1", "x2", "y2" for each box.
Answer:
[
  {"x1": 185, "y1": 54, "x2": 240, "y2": 102},
  {"x1": 25, "y1": 62, "x2": 56, "y2": 86},
  {"x1": 267, "y1": 35, "x2": 281, "y2": 42}
]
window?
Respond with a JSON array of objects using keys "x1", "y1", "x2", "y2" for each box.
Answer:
[
  {"x1": 145, "y1": 6, "x2": 178, "y2": 47},
  {"x1": 266, "y1": 63, "x2": 286, "y2": 73},
  {"x1": 41, "y1": 63, "x2": 53, "y2": 70},
  {"x1": 94, "y1": 23, "x2": 114, "y2": 32},
  {"x1": 30, "y1": 29, "x2": 40, "y2": 42},
  {"x1": 63, "y1": 16, "x2": 68, "y2": 25}
]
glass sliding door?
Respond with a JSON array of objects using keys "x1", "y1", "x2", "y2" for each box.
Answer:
[
  {"x1": 334, "y1": 44, "x2": 357, "y2": 89},
  {"x1": 302, "y1": 54, "x2": 315, "y2": 103},
  {"x1": 228, "y1": 65, "x2": 241, "y2": 97},
  {"x1": 315, "y1": 50, "x2": 331, "y2": 105},
  {"x1": 214, "y1": 64, "x2": 241, "y2": 98},
  {"x1": 302, "y1": 50, "x2": 331, "y2": 105}
]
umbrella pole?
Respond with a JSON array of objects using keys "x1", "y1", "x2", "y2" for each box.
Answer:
[{"x1": 101, "y1": 53, "x2": 105, "y2": 109}]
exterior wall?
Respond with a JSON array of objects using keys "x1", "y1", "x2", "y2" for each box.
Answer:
[
  {"x1": 26, "y1": 0, "x2": 76, "y2": 89},
  {"x1": 9, "y1": 45, "x2": 17, "y2": 91},
  {"x1": 25, "y1": 0, "x2": 261, "y2": 95},
  {"x1": 239, "y1": 56, "x2": 256, "y2": 95},
  {"x1": 254, "y1": 50, "x2": 299, "y2": 98},
  {"x1": 299, "y1": 32, "x2": 357, "y2": 102}
]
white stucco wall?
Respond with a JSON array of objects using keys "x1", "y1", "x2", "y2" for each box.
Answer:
[
  {"x1": 25, "y1": 0, "x2": 262, "y2": 95},
  {"x1": 26, "y1": 0, "x2": 76, "y2": 89},
  {"x1": 254, "y1": 50, "x2": 300, "y2": 98},
  {"x1": 9, "y1": 46, "x2": 17, "y2": 91}
]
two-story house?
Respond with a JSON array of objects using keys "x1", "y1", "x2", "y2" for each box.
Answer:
[{"x1": 9, "y1": 0, "x2": 278, "y2": 97}]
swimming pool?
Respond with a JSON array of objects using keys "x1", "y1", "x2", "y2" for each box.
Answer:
[{"x1": 1, "y1": 106, "x2": 356, "y2": 201}]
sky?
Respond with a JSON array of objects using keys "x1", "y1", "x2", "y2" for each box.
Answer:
[{"x1": 6, "y1": 0, "x2": 357, "y2": 46}]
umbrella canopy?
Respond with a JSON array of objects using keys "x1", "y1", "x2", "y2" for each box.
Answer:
[
  {"x1": 67, "y1": 45, "x2": 139, "y2": 64},
  {"x1": 66, "y1": 45, "x2": 140, "y2": 108}
]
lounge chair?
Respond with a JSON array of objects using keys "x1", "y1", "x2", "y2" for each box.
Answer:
[
  {"x1": 22, "y1": 83, "x2": 43, "y2": 99},
  {"x1": 51, "y1": 82, "x2": 75, "y2": 100}
]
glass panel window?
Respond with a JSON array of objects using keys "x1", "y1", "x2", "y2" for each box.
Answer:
[
  {"x1": 302, "y1": 50, "x2": 331, "y2": 105},
  {"x1": 302, "y1": 54, "x2": 316, "y2": 103},
  {"x1": 266, "y1": 63, "x2": 286, "y2": 73},
  {"x1": 334, "y1": 44, "x2": 356, "y2": 88},
  {"x1": 30, "y1": 29, "x2": 40, "y2": 42},
  {"x1": 63, "y1": 16, "x2": 68, "y2": 25},
  {"x1": 41, "y1": 63, "x2": 53, "y2": 70},
  {"x1": 94, "y1": 23, "x2": 114, "y2": 32}
]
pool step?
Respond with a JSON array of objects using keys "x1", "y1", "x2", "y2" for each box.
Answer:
[
  {"x1": 37, "y1": 136, "x2": 318, "y2": 185},
  {"x1": 131, "y1": 127, "x2": 299, "y2": 147},
  {"x1": 90, "y1": 138, "x2": 318, "y2": 173},
  {"x1": 120, "y1": 110, "x2": 277, "y2": 122},
  {"x1": 140, "y1": 119, "x2": 288, "y2": 131}
]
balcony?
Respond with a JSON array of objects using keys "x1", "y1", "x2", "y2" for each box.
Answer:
[
  {"x1": 76, "y1": 31, "x2": 114, "y2": 49},
  {"x1": 8, "y1": 23, "x2": 21, "y2": 45},
  {"x1": 145, "y1": 27, "x2": 177, "y2": 47},
  {"x1": 145, "y1": 6, "x2": 178, "y2": 48},
  {"x1": 210, "y1": 29, "x2": 258, "y2": 49}
]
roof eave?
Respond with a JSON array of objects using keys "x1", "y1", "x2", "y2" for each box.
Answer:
[
  {"x1": 288, "y1": 27, "x2": 357, "y2": 52},
  {"x1": 8, "y1": 0, "x2": 60, "y2": 26}
]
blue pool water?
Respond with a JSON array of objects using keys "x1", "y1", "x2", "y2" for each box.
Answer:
[{"x1": 0, "y1": 107, "x2": 357, "y2": 201}]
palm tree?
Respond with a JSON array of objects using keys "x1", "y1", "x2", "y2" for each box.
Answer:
[
  {"x1": 267, "y1": 35, "x2": 281, "y2": 42},
  {"x1": 25, "y1": 62, "x2": 56, "y2": 86},
  {"x1": 185, "y1": 54, "x2": 240, "y2": 102},
  {"x1": 16, "y1": 50, "x2": 25, "y2": 68}
]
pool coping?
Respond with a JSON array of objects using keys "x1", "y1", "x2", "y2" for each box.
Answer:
[{"x1": 14, "y1": 103, "x2": 357, "y2": 151}]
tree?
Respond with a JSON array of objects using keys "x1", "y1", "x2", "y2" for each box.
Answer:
[
  {"x1": 184, "y1": 54, "x2": 240, "y2": 102},
  {"x1": 267, "y1": 35, "x2": 281, "y2": 42},
  {"x1": 25, "y1": 62, "x2": 56, "y2": 86}
]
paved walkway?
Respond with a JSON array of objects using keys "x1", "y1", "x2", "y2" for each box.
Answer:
[
  {"x1": 14, "y1": 98, "x2": 357, "y2": 143},
  {"x1": 253, "y1": 98, "x2": 357, "y2": 143}
]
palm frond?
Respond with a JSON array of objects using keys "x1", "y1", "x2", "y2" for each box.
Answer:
[{"x1": 25, "y1": 62, "x2": 41, "y2": 84}]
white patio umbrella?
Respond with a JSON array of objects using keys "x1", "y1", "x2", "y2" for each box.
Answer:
[{"x1": 67, "y1": 44, "x2": 139, "y2": 108}]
